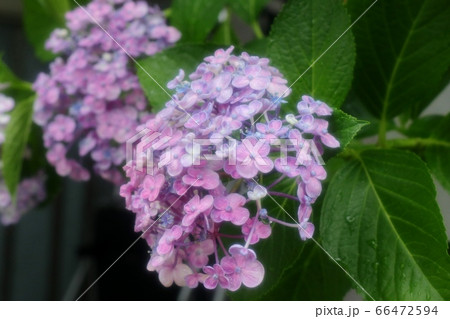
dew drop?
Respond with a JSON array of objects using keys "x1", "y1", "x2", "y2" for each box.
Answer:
[
  {"x1": 367, "y1": 239, "x2": 377, "y2": 249},
  {"x1": 345, "y1": 215, "x2": 355, "y2": 223}
]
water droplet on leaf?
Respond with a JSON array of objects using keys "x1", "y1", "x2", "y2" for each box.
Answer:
[{"x1": 345, "y1": 215, "x2": 355, "y2": 223}]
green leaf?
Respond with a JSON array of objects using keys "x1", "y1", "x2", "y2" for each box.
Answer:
[
  {"x1": 342, "y1": 91, "x2": 396, "y2": 139},
  {"x1": 260, "y1": 173, "x2": 352, "y2": 301},
  {"x1": 23, "y1": 0, "x2": 70, "y2": 61},
  {"x1": 321, "y1": 149, "x2": 450, "y2": 300},
  {"x1": 262, "y1": 243, "x2": 352, "y2": 300},
  {"x1": 243, "y1": 38, "x2": 268, "y2": 57},
  {"x1": 170, "y1": 0, "x2": 226, "y2": 43},
  {"x1": 424, "y1": 114, "x2": 450, "y2": 193},
  {"x1": 403, "y1": 115, "x2": 445, "y2": 139},
  {"x1": 0, "y1": 55, "x2": 32, "y2": 95},
  {"x1": 0, "y1": 55, "x2": 20, "y2": 85},
  {"x1": 268, "y1": 0, "x2": 355, "y2": 109},
  {"x1": 136, "y1": 44, "x2": 218, "y2": 112},
  {"x1": 348, "y1": 0, "x2": 450, "y2": 119},
  {"x1": 228, "y1": 0, "x2": 270, "y2": 23},
  {"x1": 1, "y1": 96, "x2": 35, "y2": 198},
  {"x1": 328, "y1": 109, "x2": 368, "y2": 153},
  {"x1": 231, "y1": 157, "x2": 351, "y2": 300}
]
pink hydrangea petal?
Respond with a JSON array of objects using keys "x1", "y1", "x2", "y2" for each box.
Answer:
[
  {"x1": 305, "y1": 178, "x2": 322, "y2": 198},
  {"x1": 321, "y1": 134, "x2": 340, "y2": 148},
  {"x1": 214, "y1": 196, "x2": 229, "y2": 210},
  {"x1": 158, "y1": 267, "x2": 174, "y2": 287},
  {"x1": 256, "y1": 223, "x2": 271, "y2": 239},
  {"x1": 185, "y1": 274, "x2": 199, "y2": 288},
  {"x1": 249, "y1": 76, "x2": 270, "y2": 90},
  {"x1": 226, "y1": 274, "x2": 242, "y2": 291},
  {"x1": 232, "y1": 75, "x2": 249, "y2": 88},
  {"x1": 228, "y1": 244, "x2": 256, "y2": 260},
  {"x1": 228, "y1": 193, "x2": 246, "y2": 206},
  {"x1": 254, "y1": 158, "x2": 274, "y2": 174},
  {"x1": 182, "y1": 211, "x2": 200, "y2": 227},
  {"x1": 230, "y1": 207, "x2": 250, "y2": 226},
  {"x1": 202, "y1": 170, "x2": 220, "y2": 190},
  {"x1": 299, "y1": 222, "x2": 315, "y2": 240},
  {"x1": 199, "y1": 195, "x2": 214, "y2": 212},
  {"x1": 220, "y1": 256, "x2": 237, "y2": 274},
  {"x1": 217, "y1": 86, "x2": 233, "y2": 103},
  {"x1": 236, "y1": 162, "x2": 258, "y2": 179},
  {"x1": 204, "y1": 276, "x2": 218, "y2": 289},
  {"x1": 173, "y1": 264, "x2": 193, "y2": 286},
  {"x1": 298, "y1": 204, "x2": 312, "y2": 222},
  {"x1": 269, "y1": 119, "x2": 283, "y2": 131},
  {"x1": 241, "y1": 260, "x2": 264, "y2": 288}
]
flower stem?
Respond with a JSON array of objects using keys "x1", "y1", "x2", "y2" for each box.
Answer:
[
  {"x1": 244, "y1": 200, "x2": 262, "y2": 249},
  {"x1": 268, "y1": 216, "x2": 299, "y2": 228},
  {"x1": 213, "y1": 239, "x2": 219, "y2": 264},
  {"x1": 386, "y1": 137, "x2": 450, "y2": 149},
  {"x1": 267, "y1": 174, "x2": 286, "y2": 190},
  {"x1": 229, "y1": 179, "x2": 242, "y2": 193},
  {"x1": 378, "y1": 111, "x2": 387, "y2": 147},
  {"x1": 218, "y1": 233, "x2": 245, "y2": 239},
  {"x1": 251, "y1": 20, "x2": 264, "y2": 39},
  {"x1": 268, "y1": 191, "x2": 299, "y2": 201},
  {"x1": 217, "y1": 236, "x2": 229, "y2": 257},
  {"x1": 222, "y1": 7, "x2": 232, "y2": 45}
]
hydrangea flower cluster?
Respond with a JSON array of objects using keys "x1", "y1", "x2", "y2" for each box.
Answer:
[
  {"x1": 33, "y1": 0, "x2": 180, "y2": 184},
  {"x1": 120, "y1": 47, "x2": 339, "y2": 291},
  {"x1": 0, "y1": 93, "x2": 47, "y2": 225}
]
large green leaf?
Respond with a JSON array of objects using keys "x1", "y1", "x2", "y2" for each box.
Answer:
[
  {"x1": 136, "y1": 44, "x2": 218, "y2": 112},
  {"x1": 0, "y1": 55, "x2": 32, "y2": 96},
  {"x1": 228, "y1": 0, "x2": 270, "y2": 23},
  {"x1": 348, "y1": 0, "x2": 450, "y2": 119},
  {"x1": 1, "y1": 96, "x2": 35, "y2": 198},
  {"x1": 170, "y1": 0, "x2": 226, "y2": 43},
  {"x1": 243, "y1": 38, "x2": 268, "y2": 57},
  {"x1": 23, "y1": 0, "x2": 70, "y2": 61},
  {"x1": 424, "y1": 114, "x2": 450, "y2": 193},
  {"x1": 261, "y1": 243, "x2": 351, "y2": 301},
  {"x1": 321, "y1": 149, "x2": 450, "y2": 300},
  {"x1": 402, "y1": 115, "x2": 445, "y2": 139},
  {"x1": 231, "y1": 157, "x2": 353, "y2": 300},
  {"x1": 268, "y1": 0, "x2": 355, "y2": 109}
]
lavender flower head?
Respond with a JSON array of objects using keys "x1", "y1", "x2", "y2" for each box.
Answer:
[
  {"x1": 120, "y1": 47, "x2": 340, "y2": 290},
  {"x1": 33, "y1": 0, "x2": 180, "y2": 184},
  {"x1": 0, "y1": 93, "x2": 47, "y2": 225}
]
